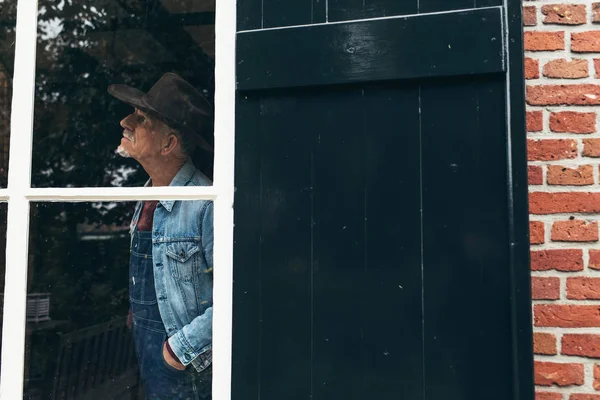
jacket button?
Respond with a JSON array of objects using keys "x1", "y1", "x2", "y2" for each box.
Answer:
[{"x1": 180, "y1": 251, "x2": 185, "y2": 258}]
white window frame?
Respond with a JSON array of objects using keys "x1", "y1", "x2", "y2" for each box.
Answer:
[{"x1": 0, "y1": 0, "x2": 236, "y2": 398}]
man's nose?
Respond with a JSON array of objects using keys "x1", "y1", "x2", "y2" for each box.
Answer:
[{"x1": 120, "y1": 113, "x2": 134, "y2": 130}]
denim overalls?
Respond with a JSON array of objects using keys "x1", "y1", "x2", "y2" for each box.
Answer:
[{"x1": 130, "y1": 228, "x2": 211, "y2": 399}]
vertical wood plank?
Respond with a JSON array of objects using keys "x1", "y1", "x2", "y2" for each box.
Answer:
[
  {"x1": 58, "y1": 342, "x2": 72, "y2": 400},
  {"x1": 362, "y1": 83, "x2": 423, "y2": 399},
  {"x1": 419, "y1": 0, "x2": 473, "y2": 13},
  {"x1": 258, "y1": 94, "x2": 313, "y2": 400},
  {"x1": 313, "y1": 0, "x2": 327, "y2": 23},
  {"x1": 85, "y1": 335, "x2": 100, "y2": 391},
  {"x1": 475, "y1": 0, "x2": 503, "y2": 7},
  {"x1": 328, "y1": 0, "x2": 365, "y2": 21},
  {"x1": 96, "y1": 330, "x2": 110, "y2": 385},
  {"x1": 232, "y1": 95, "x2": 262, "y2": 400},
  {"x1": 76, "y1": 334, "x2": 93, "y2": 395},
  {"x1": 311, "y1": 88, "x2": 365, "y2": 400},
  {"x1": 328, "y1": 0, "x2": 418, "y2": 22},
  {"x1": 263, "y1": 0, "x2": 313, "y2": 28},
  {"x1": 421, "y1": 77, "x2": 511, "y2": 400},
  {"x1": 237, "y1": 0, "x2": 262, "y2": 31}
]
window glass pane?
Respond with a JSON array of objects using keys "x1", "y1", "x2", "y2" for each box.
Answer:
[
  {"x1": 32, "y1": 0, "x2": 215, "y2": 188},
  {"x1": 0, "y1": 1, "x2": 17, "y2": 188},
  {"x1": 24, "y1": 200, "x2": 213, "y2": 399}
]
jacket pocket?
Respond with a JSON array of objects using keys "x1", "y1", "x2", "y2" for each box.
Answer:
[{"x1": 165, "y1": 241, "x2": 200, "y2": 282}]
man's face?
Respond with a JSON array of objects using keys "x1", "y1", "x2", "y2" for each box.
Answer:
[{"x1": 117, "y1": 109, "x2": 166, "y2": 162}]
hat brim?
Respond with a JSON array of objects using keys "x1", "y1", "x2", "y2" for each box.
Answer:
[
  {"x1": 107, "y1": 84, "x2": 150, "y2": 111},
  {"x1": 108, "y1": 83, "x2": 214, "y2": 153}
]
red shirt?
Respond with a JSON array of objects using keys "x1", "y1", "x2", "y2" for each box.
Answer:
[{"x1": 137, "y1": 201, "x2": 158, "y2": 231}]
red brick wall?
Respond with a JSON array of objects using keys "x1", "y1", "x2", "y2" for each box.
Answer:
[{"x1": 525, "y1": 1, "x2": 600, "y2": 399}]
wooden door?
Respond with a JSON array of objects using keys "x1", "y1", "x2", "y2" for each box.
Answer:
[{"x1": 232, "y1": 1, "x2": 533, "y2": 399}]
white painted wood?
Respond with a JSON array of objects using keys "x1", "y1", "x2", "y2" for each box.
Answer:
[
  {"x1": 0, "y1": 0, "x2": 38, "y2": 398},
  {"x1": 26, "y1": 186, "x2": 219, "y2": 201},
  {"x1": 1, "y1": 0, "x2": 237, "y2": 398},
  {"x1": 211, "y1": 0, "x2": 236, "y2": 394}
]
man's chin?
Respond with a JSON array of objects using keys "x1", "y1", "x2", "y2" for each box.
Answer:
[{"x1": 116, "y1": 145, "x2": 131, "y2": 158}]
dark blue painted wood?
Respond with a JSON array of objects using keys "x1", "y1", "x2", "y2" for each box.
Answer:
[
  {"x1": 233, "y1": 0, "x2": 533, "y2": 398},
  {"x1": 505, "y1": 0, "x2": 535, "y2": 395},
  {"x1": 263, "y1": 0, "x2": 312, "y2": 28},
  {"x1": 420, "y1": 77, "x2": 513, "y2": 400},
  {"x1": 237, "y1": 8, "x2": 505, "y2": 91},
  {"x1": 419, "y1": 0, "x2": 474, "y2": 13},
  {"x1": 329, "y1": 0, "x2": 418, "y2": 21},
  {"x1": 362, "y1": 83, "x2": 423, "y2": 399},
  {"x1": 312, "y1": 88, "x2": 366, "y2": 400},
  {"x1": 312, "y1": 0, "x2": 327, "y2": 23},
  {"x1": 237, "y1": 0, "x2": 262, "y2": 30},
  {"x1": 237, "y1": 0, "x2": 326, "y2": 31},
  {"x1": 257, "y1": 95, "x2": 313, "y2": 400},
  {"x1": 232, "y1": 95, "x2": 262, "y2": 399},
  {"x1": 476, "y1": 0, "x2": 503, "y2": 6}
]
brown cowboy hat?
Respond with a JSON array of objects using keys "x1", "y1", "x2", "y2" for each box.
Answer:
[{"x1": 108, "y1": 72, "x2": 214, "y2": 152}]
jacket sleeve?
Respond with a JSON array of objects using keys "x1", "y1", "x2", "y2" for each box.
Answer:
[{"x1": 167, "y1": 201, "x2": 213, "y2": 366}]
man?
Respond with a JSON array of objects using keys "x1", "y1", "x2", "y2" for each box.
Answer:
[{"x1": 108, "y1": 73, "x2": 213, "y2": 399}]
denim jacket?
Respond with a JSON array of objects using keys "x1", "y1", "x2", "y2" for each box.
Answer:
[{"x1": 130, "y1": 158, "x2": 213, "y2": 372}]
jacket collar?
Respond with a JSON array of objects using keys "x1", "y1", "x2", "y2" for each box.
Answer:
[{"x1": 144, "y1": 158, "x2": 196, "y2": 212}]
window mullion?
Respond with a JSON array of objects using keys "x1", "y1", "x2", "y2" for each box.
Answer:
[
  {"x1": 212, "y1": 0, "x2": 236, "y2": 394},
  {"x1": 25, "y1": 186, "x2": 220, "y2": 202},
  {"x1": 0, "y1": 0, "x2": 39, "y2": 398}
]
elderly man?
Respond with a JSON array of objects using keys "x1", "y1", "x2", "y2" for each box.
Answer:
[{"x1": 108, "y1": 73, "x2": 213, "y2": 400}]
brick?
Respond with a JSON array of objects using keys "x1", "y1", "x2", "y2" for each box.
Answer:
[
  {"x1": 584, "y1": 139, "x2": 600, "y2": 157},
  {"x1": 595, "y1": 365, "x2": 600, "y2": 390},
  {"x1": 550, "y1": 111, "x2": 596, "y2": 133},
  {"x1": 584, "y1": 139, "x2": 600, "y2": 158},
  {"x1": 537, "y1": 394, "x2": 562, "y2": 400},
  {"x1": 530, "y1": 220, "x2": 545, "y2": 244},
  {"x1": 527, "y1": 139, "x2": 578, "y2": 161},
  {"x1": 527, "y1": 111, "x2": 544, "y2": 132},
  {"x1": 567, "y1": 277, "x2": 600, "y2": 300},
  {"x1": 595, "y1": 59, "x2": 600, "y2": 78},
  {"x1": 529, "y1": 166, "x2": 544, "y2": 185},
  {"x1": 542, "y1": 4, "x2": 587, "y2": 25},
  {"x1": 530, "y1": 249, "x2": 583, "y2": 271},
  {"x1": 532, "y1": 277, "x2": 560, "y2": 300},
  {"x1": 594, "y1": 3, "x2": 600, "y2": 23},
  {"x1": 572, "y1": 32, "x2": 600, "y2": 52},
  {"x1": 544, "y1": 59, "x2": 589, "y2": 79},
  {"x1": 524, "y1": 6, "x2": 537, "y2": 26},
  {"x1": 534, "y1": 332, "x2": 558, "y2": 355},
  {"x1": 526, "y1": 58, "x2": 541, "y2": 79},
  {"x1": 552, "y1": 219, "x2": 598, "y2": 241},
  {"x1": 525, "y1": 31, "x2": 565, "y2": 51},
  {"x1": 527, "y1": 85, "x2": 600, "y2": 106},
  {"x1": 534, "y1": 305, "x2": 600, "y2": 327},
  {"x1": 571, "y1": 395, "x2": 600, "y2": 400},
  {"x1": 563, "y1": 334, "x2": 600, "y2": 357},
  {"x1": 534, "y1": 361, "x2": 584, "y2": 386},
  {"x1": 590, "y1": 250, "x2": 600, "y2": 270},
  {"x1": 530, "y1": 192, "x2": 600, "y2": 214},
  {"x1": 547, "y1": 166, "x2": 594, "y2": 186}
]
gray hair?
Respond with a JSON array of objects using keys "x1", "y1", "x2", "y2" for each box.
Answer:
[
  {"x1": 170, "y1": 127, "x2": 197, "y2": 157},
  {"x1": 152, "y1": 117, "x2": 197, "y2": 156}
]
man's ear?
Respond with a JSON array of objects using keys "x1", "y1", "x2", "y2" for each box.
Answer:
[{"x1": 162, "y1": 133, "x2": 179, "y2": 155}]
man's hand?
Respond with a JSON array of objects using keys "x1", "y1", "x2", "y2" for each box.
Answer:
[{"x1": 163, "y1": 342, "x2": 186, "y2": 371}]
